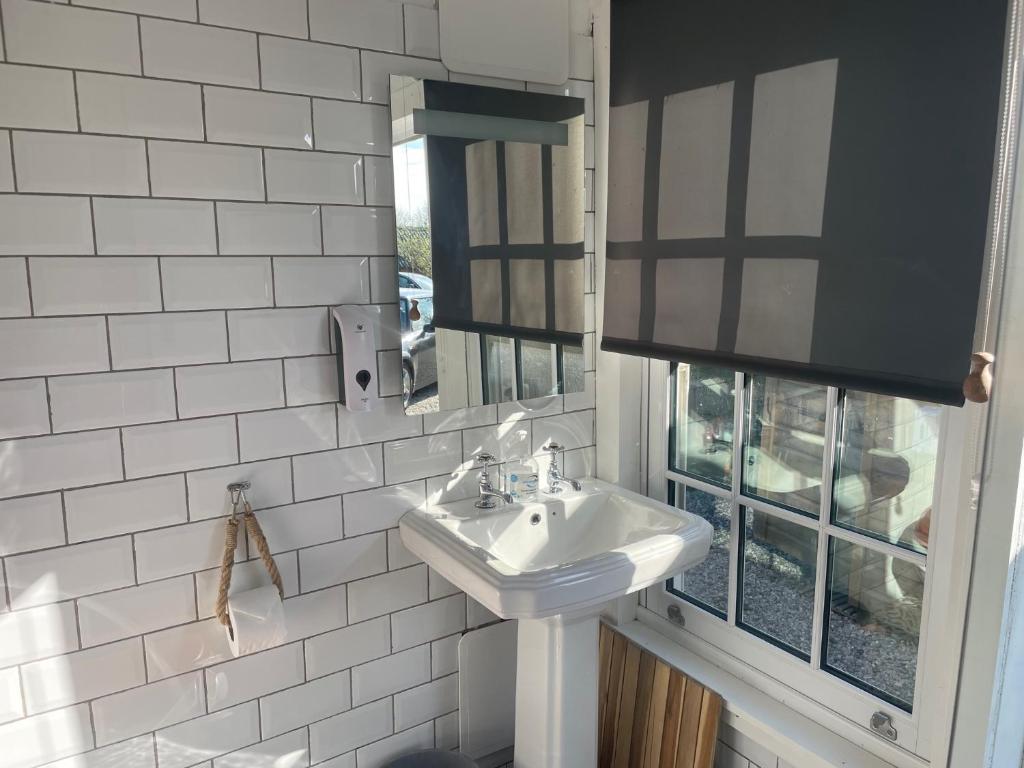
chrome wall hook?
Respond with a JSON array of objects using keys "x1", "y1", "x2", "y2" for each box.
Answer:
[{"x1": 227, "y1": 481, "x2": 251, "y2": 517}]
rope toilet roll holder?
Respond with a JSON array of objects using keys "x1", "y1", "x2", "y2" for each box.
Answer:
[{"x1": 215, "y1": 481, "x2": 284, "y2": 641}]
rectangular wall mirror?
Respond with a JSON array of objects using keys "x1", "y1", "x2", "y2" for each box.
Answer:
[{"x1": 389, "y1": 75, "x2": 586, "y2": 414}]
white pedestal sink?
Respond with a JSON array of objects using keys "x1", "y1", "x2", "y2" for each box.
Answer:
[{"x1": 399, "y1": 479, "x2": 712, "y2": 768}]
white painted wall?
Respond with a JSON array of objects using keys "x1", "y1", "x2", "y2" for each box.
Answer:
[{"x1": 0, "y1": 2, "x2": 597, "y2": 766}]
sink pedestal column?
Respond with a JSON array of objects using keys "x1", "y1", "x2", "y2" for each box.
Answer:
[{"x1": 514, "y1": 612, "x2": 599, "y2": 768}]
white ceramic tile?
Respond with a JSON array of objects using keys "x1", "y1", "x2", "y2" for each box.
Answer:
[
  {"x1": 30, "y1": 257, "x2": 161, "y2": 316},
  {"x1": 186, "y1": 458, "x2": 293, "y2": 520},
  {"x1": 531, "y1": 409, "x2": 594, "y2": 454},
  {"x1": 251, "y1": 497, "x2": 342, "y2": 554},
  {"x1": 384, "y1": 432, "x2": 462, "y2": 484},
  {"x1": 206, "y1": 643, "x2": 304, "y2": 712},
  {"x1": 309, "y1": 0, "x2": 402, "y2": 51},
  {"x1": 347, "y1": 564, "x2": 427, "y2": 624},
  {"x1": 141, "y1": 18, "x2": 258, "y2": 88},
  {"x1": 0, "y1": 667, "x2": 23, "y2": 725},
  {"x1": 369, "y1": 257, "x2": 399, "y2": 303},
  {"x1": 50, "y1": 369, "x2": 176, "y2": 432},
  {"x1": 570, "y1": 32, "x2": 594, "y2": 80},
  {"x1": 424, "y1": 469, "x2": 476, "y2": 507},
  {"x1": 13, "y1": 131, "x2": 148, "y2": 195},
  {"x1": 260, "y1": 671, "x2": 350, "y2": 738},
  {"x1": 199, "y1": 0, "x2": 307, "y2": 37},
  {"x1": 394, "y1": 675, "x2": 457, "y2": 731},
  {"x1": 265, "y1": 149, "x2": 363, "y2": 204},
  {"x1": 65, "y1": 474, "x2": 186, "y2": 542},
  {"x1": 194, "y1": 551, "x2": 298, "y2": 618},
  {"x1": 205, "y1": 86, "x2": 313, "y2": 149},
  {"x1": 123, "y1": 416, "x2": 238, "y2": 478},
  {"x1": 337, "y1": 398, "x2": 421, "y2": 449},
  {"x1": 0, "y1": 259, "x2": 30, "y2": 317},
  {"x1": 428, "y1": 568, "x2": 459, "y2": 601},
  {"x1": 322, "y1": 206, "x2": 395, "y2": 255},
  {"x1": 391, "y1": 594, "x2": 465, "y2": 652},
  {"x1": 292, "y1": 444, "x2": 384, "y2": 501},
  {"x1": 1, "y1": 602, "x2": 73, "y2": 669},
  {"x1": 343, "y1": 481, "x2": 423, "y2": 537},
  {"x1": 238, "y1": 404, "x2": 337, "y2": 461},
  {"x1": 259, "y1": 36, "x2": 361, "y2": 100},
  {"x1": 308, "y1": 699, "x2": 392, "y2": 764},
  {"x1": 0, "y1": 429, "x2": 122, "y2": 499},
  {"x1": 357, "y1": 722, "x2": 432, "y2": 768},
  {"x1": 144, "y1": 617, "x2": 234, "y2": 680},
  {"x1": 161, "y1": 257, "x2": 273, "y2": 311},
  {"x1": 78, "y1": 576, "x2": 196, "y2": 647},
  {"x1": 0, "y1": 494, "x2": 63, "y2": 557},
  {"x1": 0, "y1": 131, "x2": 12, "y2": 192},
  {"x1": 78, "y1": 73, "x2": 203, "y2": 139},
  {"x1": 466, "y1": 597, "x2": 498, "y2": 629},
  {"x1": 21, "y1": 638, "x2": 145, "y2": 715},
  {"x1": 0, "y1": 196, "x2": 94, "y2": 256},
  {"x1": 273, "y1": 257, "x2": 370, "y2": 306},
  {"x1": 351, "y1": 644, "x2": 428, "y2": 706},
  {"x1": 148, "y1": 141, "x2": 265, "y2": 200},
  {"x1": 0, "y1": 704, "x2": 93, "y2": 768},
  {"x1": 109, "y1": 311, "x2": 228, "y2": 369},
  {"x1": 275, "y1": 587, "x2": 347, "y2": 642},
  {"x1": 299, "y1": 532, "x2": 387, "y2": 592},
  {"x1": 284, "y1": 356, "x2": 338, "y2": 406},
  {"x1": 6, "y1": 536, "x2": 135, "y2": 609},
  {"x1": 71, "y1": 0, "x2": 196, "y2": 20},
  {"x1": 2, "y1": 0, "x2": 141, "y2": 74},
  {"x1": 404, "y1": 5, "x2": 440, "y2": 59},
  {"x1": 213, "y1": 729, "x2": 310, "y2": 768},
  {"x1": 0, "y1": 379, "x2": 48, "y2": 439},
  {"x1": 217, "y1": 202, "x2": 321, "y2": 255},
  {"x1": 94, "y1": 198, "x2": 217, "y2": 256},
  {"x1": 44, "y1": 735, "x2": 158, "y2": 768},
  {"x1": 423, "y1": 404, "x2": 496, "y2": 434},
  {"x1": 430, "y1": 633, "x2": 460, "y2": 678},
  {"x1": 155, "y1": 702, "x2": 260, "y2": 768},
  {"x1": 387, "y1": 530, "x2": 420, "y2": 570},
  {"x1": 228, "y1": 307, "x2": 329, "y2": 360},
  {"x1": 363, "y1": 156, "x2": 394, "y2": 206},
  {"x1": 313, "y1": 100, "x2": 390, "y2": 155},
  {"x1": 176, "y1": 360, "x2": 284, "y2": 418},
  {"x1": 91, "y1": 672, "x2": 204, "y2": 747},
  {"x1": 461, "y1": 421, "x2": 531, "y2": 463},
  {"x1": 435, "y1": 709, "x2": 459, "y2": 751},
  {"x1": 304, "y1": 616, "x2": 389, "y2": 680},
  {"x1": 0, "y1": 63, "x2": 77, "y2": 130},
  {"x1": 360, "y1": 51, "x2": 447, "y2": 103}
]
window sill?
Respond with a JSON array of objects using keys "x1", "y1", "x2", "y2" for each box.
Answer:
[{"x1": 614, "y1": 615, "x2": 928, "y2": 768}]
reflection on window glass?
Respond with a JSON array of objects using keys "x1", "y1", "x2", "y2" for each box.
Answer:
[
  {"x1": 672, "y1": 365, "x2": 735, "y2": 487},
  {"x1": 739, "y1": 507, "x2": 818, "y2": 658},
  {"x1": 833, "y1": 392, "x2": 939, "y2": 553},
  {"x1": 562, "y1": 344, "x2": 585, "y2": 394},
  {"x1": 743, "y1": 377, "x2": 827, "y2": 516},
  {"x1": 673, "y1": 485, "x2": 730, "y2": 617},
  {"x1": 824, "y1": 538, "x2": 922, "y2": 711},
  {"x1": 520, "y1": 339, "x2": 557, "y2": 400},
  {"x1": 483, "y1": 335, "x2": 516, "y2": 404}
]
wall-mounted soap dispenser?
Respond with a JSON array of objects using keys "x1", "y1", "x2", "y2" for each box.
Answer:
[{"x1": 332, "y1": 305, "x2": 381, "y2": 412}]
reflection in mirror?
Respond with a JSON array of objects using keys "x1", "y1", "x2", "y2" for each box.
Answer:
[{"x1": 389, "y1": 75, "x2": 587, "y2": 414}]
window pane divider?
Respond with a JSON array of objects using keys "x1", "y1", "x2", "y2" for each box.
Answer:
[
  {"x1": 822, "y1": 522, "x2": 928, "y2": 567},
  {"x1": 665, "y1": 469, "x2": 731, "y2": 498},
  {"x1": 727, "y1": 371, "x2": 746, "y2": 625},
  {"x1": 810, "y1": 387, "x2": 841, "y2": 671}
]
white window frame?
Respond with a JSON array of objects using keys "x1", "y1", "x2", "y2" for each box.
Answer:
[{"x1": 640, "y1": 358, "x2": 977, "y2": 767}]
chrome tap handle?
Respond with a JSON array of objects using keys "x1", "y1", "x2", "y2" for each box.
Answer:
[
  {"x1": 542, "y1": 443, "x2": 564, "y2": 456},
  {"x1": 476, "y1": 452, "x2": 497, "y2": 466},
  {"x1": 475, "y1": 452, "x2": 497, "y2": 487}
]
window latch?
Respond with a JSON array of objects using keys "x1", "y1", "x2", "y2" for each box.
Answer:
[
  {"x1": 667, "y1": 604, "x2": 686, "y2": 628},
  {"x1": 870, "y1": 711, "x2": 898, "y2": 742}
]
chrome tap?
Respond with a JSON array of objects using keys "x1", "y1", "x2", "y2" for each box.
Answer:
[
  {"x1": 475, "y1": 452, "x2": 512, "y2": 509},
  {"x1": 543, "y1": 443, "x2": 582, "y2": 494}
]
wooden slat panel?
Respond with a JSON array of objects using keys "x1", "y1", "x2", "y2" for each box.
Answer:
[{"x1": 598, "y1": 624, "x2": 722, "y2": 768}]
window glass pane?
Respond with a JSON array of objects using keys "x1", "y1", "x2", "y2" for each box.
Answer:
[
  {"x1": 824, "y1": 538, "x2": 922, "y2": 711},
  {"x1": 483, "y1": 335, "x2": 516, "y2": 404},
  {"x1": 671, "y1": 484, "x2": 730, "y2": 617},
  {"x1": 739, "y1": 507, "x2": 818, "y2": 658},
  {"x1": 520, "y1": 339, "x2": 557, "y2": 399},
  {"x1": 832, "y1": 392, "x2": 939, "y2": 553},
  {"x1": 562, "y1": 344, "x2": 585, "y2": 394},
  {"x1": 743, "y1": 376, "x2": 827, "y2": 516},
  {"x1": 671, "y1": 365, "x2": 735, "y2": 488}
]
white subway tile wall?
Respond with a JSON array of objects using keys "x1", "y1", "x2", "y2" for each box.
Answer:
[{"x1": 0, "y1": 1, "x2": 596, "y2": 765}]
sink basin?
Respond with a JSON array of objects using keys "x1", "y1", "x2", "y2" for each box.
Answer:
[
  {"x1": 399, "y1": 478, "x2": 711, "y2": 620},
  {"x1": 401, "y1": 479, "x2": 712, "y2": 766}
]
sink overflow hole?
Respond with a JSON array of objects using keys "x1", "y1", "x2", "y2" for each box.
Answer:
[{"x1": 530, "y1": 513, "x2": 542, "y2": 525}]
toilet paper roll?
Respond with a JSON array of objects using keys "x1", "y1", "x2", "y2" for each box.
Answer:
[{"x1": 226, "y1": 585, "x2": 287, "y2": 657}]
